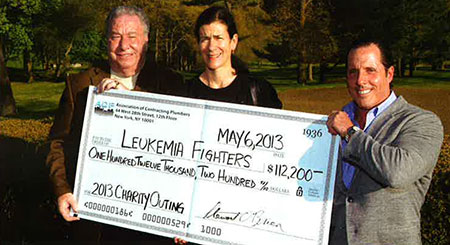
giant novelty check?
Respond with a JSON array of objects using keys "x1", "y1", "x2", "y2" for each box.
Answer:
[{"x1": 73, "y1": 86, "x2": 339, "y2": 245}]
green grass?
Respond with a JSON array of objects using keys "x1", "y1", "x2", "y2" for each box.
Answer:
[
  {"x1": 250, "y1": 63, "x2": 347, "y2": 91},
  {"x1": 248, "y1": 63, "x2": 450, "y2": 90},
  {"x1": 394, "y1": 70, "x2": 450, "y2": 88},
  {"x1": 9, "y1": 81, "x2": 65, "y2": 120},
  {"x1": 4, "y1": 63, "x2": 450, "y2": 122}
]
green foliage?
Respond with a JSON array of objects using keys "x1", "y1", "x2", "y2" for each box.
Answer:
[
  {"x1": 267, "y1": 0, "x2": 338, "y2": 61},
  {"x1": 70, "y1": 30, "x2": 107, "y2": 63},
  {"x1": 253, "y1": 41, "x2": 295, "y2": 67},
  {"x1": 330, "y1": 0, "x2": 450, "y2": 75},
  {"x1": 146, "y1": 0, "x2": 201, "y2": 67},
  {"x1": 258, "y1": 0, "x2": 339, "y2": 84},
  {"x1": 374, "y1": 0, "x2": 449, "y2": 74},
  {"x1": 232, "y1": 3, "x2": 273, "y2": 62},
  {"x1": 32, "y1": 0, "x2": 97, "y2": 78},
  {"x1": 1, "y1": 0, "x2": 450, "y2": 79},
  {"x1": 0, "y1": 0, "x2": 43, "y2": 59}
]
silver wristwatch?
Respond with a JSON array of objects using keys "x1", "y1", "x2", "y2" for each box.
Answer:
[{"x1": 344, "y1": 126, "x2": 361, "y2": 142}]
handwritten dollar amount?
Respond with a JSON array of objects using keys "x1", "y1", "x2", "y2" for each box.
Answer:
[{"x1": 267, "y1": 164, "x2": 321, "y2": 181}]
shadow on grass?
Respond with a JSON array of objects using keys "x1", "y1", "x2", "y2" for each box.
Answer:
[
  {"x1": 0, "y1": 136, "x2": 68, "y2": 243},
  {"x1": 251, "y1": 64, "x2": 347, "y2": 89},
  {"x1": 7, "y1": 67, "x2": 64, "y2": 84},
  {"x1": 396, "y1": 75, "x2": 450, "y2": 84},
  {"x1": 13, "y1": 105, "x2": 58, "y2": 121}
]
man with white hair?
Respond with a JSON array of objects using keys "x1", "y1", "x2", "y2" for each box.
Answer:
[{"x1": 46, "y1": 6, "x2": 183, "y2": 243}]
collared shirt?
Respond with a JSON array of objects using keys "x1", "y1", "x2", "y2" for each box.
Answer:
[
  {"x1": 110, "y1": 69, "x2": 139, "y2": 90},
  {"x1": 341, "y1": 91, "x2": 397, "y2": 188}
]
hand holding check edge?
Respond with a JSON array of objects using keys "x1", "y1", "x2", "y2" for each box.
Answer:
[
  {"x1": 97, "y1": 78, "x2": 130, "y2": 93},
  {"x1": 57, "y1": 193, "x2": 80, "y2": 222},
  {"x1": 327, "y1": 110, "x2": 354, "y2": 140}
]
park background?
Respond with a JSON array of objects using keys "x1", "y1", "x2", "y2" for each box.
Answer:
[{"x1": 0, "y1": 0, "x2": 449, "y2": 244}]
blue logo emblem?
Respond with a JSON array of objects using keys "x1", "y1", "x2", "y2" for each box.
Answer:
[{"x1": 94, "y1": 101, "x2": 115, "y2": 115}]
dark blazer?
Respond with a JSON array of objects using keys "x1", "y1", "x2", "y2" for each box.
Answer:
[
  {"x1": 46, "y1": 61, "x2": 185, "y2": 197},
  {"x1": 329, "y1": 96, "x2": 443, "y2": 244}
]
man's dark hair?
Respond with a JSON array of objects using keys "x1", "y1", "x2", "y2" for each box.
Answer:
[
  {"x1": 347, "y1": 39, "x2": 393, "y2": 72},
  {"x1": 194, "y1": 6, "x2": 238, "y2": 42},
  {"x1": 105, "y1": 6, "x2": 149, "y2": 37}
]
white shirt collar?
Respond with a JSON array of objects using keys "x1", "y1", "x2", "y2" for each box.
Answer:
[
  {"x1": 363, "y1": 91, "x2": 397, "y2": 130},
  {"x1": 110, "y1": 69, "x2": 139, "y2": 90}
]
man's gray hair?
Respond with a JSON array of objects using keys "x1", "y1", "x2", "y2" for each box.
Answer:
[{"x1": 105, "y1": 6, "x2": 150, "y2": 36}]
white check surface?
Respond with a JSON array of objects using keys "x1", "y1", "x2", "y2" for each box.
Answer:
[{"x1": 73, "y1": 86, "x2": 339, "y2": 245}]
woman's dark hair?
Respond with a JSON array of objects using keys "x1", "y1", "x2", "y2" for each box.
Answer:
[
  {"x1": 194, "y1": 6, "x2": 238, "y2": 42},
  {"x1": 195, "y1": 6, "x2": 249, "y2": 74}
]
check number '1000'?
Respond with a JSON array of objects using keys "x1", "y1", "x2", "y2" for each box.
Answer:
[{"x1": 201, "y1": 225, "x2": 222, "y2": 236}]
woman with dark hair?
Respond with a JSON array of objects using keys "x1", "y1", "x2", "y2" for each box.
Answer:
[
  {"x1": 173, "y1": 6, "x2": 281, "y2": 245},
  {"x1": 186, "y1": 6, "x2": 282, "y2": 109}
]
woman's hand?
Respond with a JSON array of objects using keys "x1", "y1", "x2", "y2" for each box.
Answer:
[{"x1": 97, "y1": 78, "x2": 129, "y2": 93}]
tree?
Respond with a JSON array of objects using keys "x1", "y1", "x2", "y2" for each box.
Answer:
[
  {"x1": 253, "y1": 40, "x2": 295, "y2": 67},
  {"x1": 261, "y1": 0, "x2": 337, "y2": 84},
  {"x1": 0, "y1": 0, "x2": 42, "y2": 84},
  {"x1": 418, "y1": 0, "x2": 450, "y2": 71},
  {"x1": 230, "y1": 1, "x2": 274, "y2": 63},
  {"x1": 32, "y1": 0, "x2": 97, "y2": 80},
  {"x1": 0, "y1": 0, "x2": 41, "y2": 115},
  {"x1": 70, "y1": 30, "x2": 106, "y2": 64},
  {"x1": 333, "y1": 0, "x2": 450, "y2": 77},
  {"x1": 143, "y1": 0, "x2": 201, "y2": 68},
  {"x1": 0, "y1": 38, "x2": 16, "y2": 116},
  {"x1": 375, "y1": 0, "x2": 428, "y2": 77}
]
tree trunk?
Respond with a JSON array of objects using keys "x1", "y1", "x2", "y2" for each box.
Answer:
[
  {"x1": 397, "y1": 58, "x2": 402, "y2": 78},
  {"x1": 23, "y1": 49, "x2": 34, "y2": 83},
  {"x1": 0, "y1": 39, "x2": 17, "y2": 116},
  {"x1": 319, "y1": 63, "x2": 327, "y2": 83},
  {"x1": 308, "y1": 63, "x2": 313, "y2": 81},
  {"x1": 155, "y1": 28, "x2": 159, "y2": 63},
  {"x1": 408, "y1": 60, "x2": 414, "y2": 77},
  {"x1": 44, "y1": 52, "x2": 49, "y2": 70},
  {"x1": 27, "y1": 58, "x2": 33, "y2": 83},
  {"x1": 296, "y1": 60, "x2": 303, "y2": 85},
  {"x1": 54, "y1": 50, "x2": 61, "y2": 80},
  {"x1": 169, "y1": 31, "x2": 174, "y2": 66},
  {"x1": 224, "y1": 0, "x2": 231, "y2": 10},
  {"x1": 296, "y1": 59, "x2": 307, "y2": 85},
  {"x1": 165, "y1": 38, "x2": 169, "y2": 66},
  {"x1": 296, "y1": 0, "x2": 311, "y2": 85},
  {"x1": 59, "y1": 40, "x2": 73, "y2": 81},
  {"x1": 401, "y1": 58, "x2": 406, "y2": 77}
]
